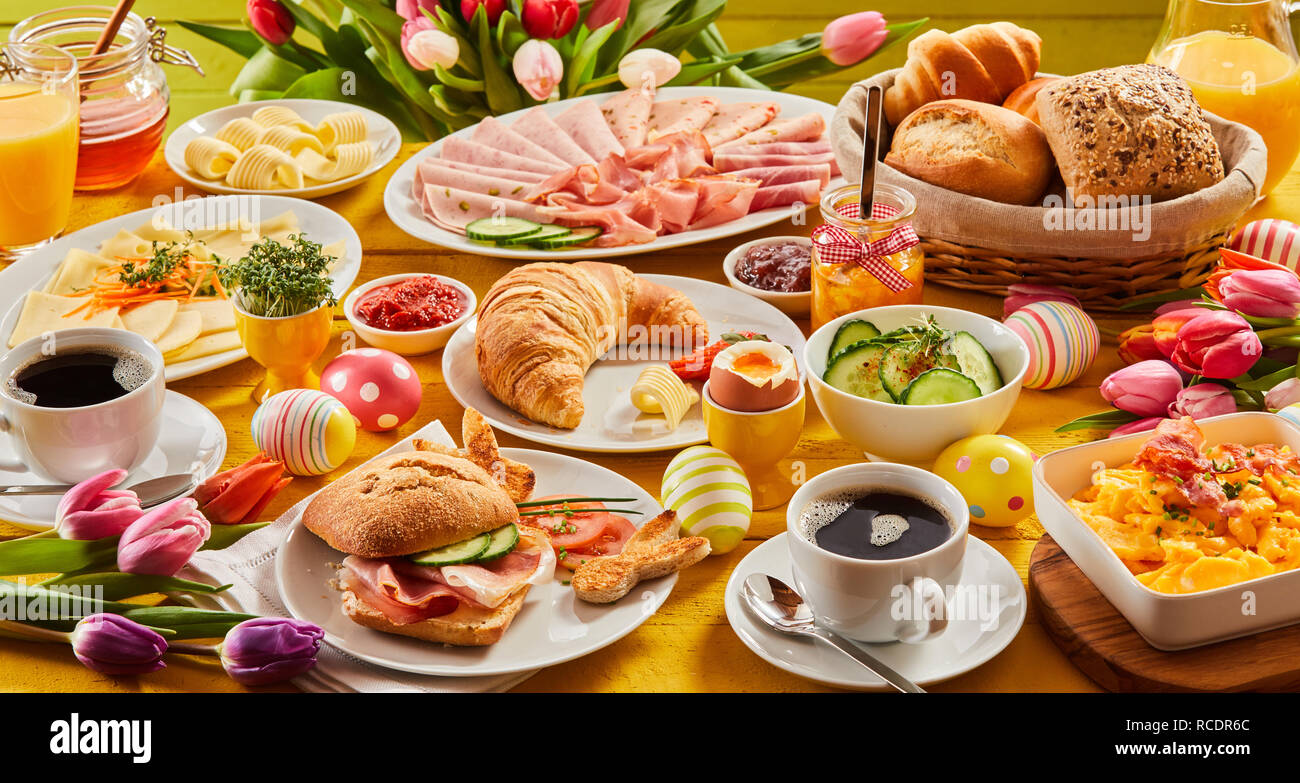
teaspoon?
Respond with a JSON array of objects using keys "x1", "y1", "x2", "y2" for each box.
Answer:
[{"x1": 0, "y1": 473, "x2": 198, "y2": 508}]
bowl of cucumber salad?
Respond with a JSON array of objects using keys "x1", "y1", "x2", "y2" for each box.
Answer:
[{"x1": 805, "y1": 305, "x2": 1030, "y2": 464}]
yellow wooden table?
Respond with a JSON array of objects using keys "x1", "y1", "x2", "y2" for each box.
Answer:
[{"x1": 1, "y1": 145, "x2": 1296, "y2": 693}]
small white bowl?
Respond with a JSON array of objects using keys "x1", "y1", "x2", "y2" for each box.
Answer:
[
  {"x1": 722, "y1": 236, "x2": 812, "y2": 317},
  {"x1": 1034, "y1": 412, "x2": 1300, "y2": 650},
  {"x1": 343, "y1": 273, "x2": 476, "y2": 356},
  {"x1": 804, "y1": 305, "x2": 1029, "y2": 465}
]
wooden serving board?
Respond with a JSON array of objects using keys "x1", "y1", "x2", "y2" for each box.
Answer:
[{"x1": 1029, "y1": 534, "x2": 1300, "y2": 692}]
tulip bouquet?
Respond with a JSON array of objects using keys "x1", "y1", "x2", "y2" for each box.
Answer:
[
  {"x1": 181, "y1": 1, "x2": 925, "y2": 140},
  {"x1": 0, "y1": 459, "x2": 318, "y2": 685},
  {"x1": 1060, "y1": 248, "x2": 1300, "y2": 437}
]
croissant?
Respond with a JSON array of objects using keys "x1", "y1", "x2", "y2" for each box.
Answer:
[
  {"x1": 475, "y1": 261, "x2": 708, "y2": 429},
  {"x1": 884, "y1": 22, "x2": 1042, "y2": 128}
]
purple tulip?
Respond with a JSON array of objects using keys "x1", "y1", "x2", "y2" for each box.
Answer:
[
  {"x1": 55, "y1": 469, "x2": 143, "y2": 541},
  {"x1": 1266, "y1": 377, "x2": 1300, "y2": 411},
  {"x1": 1099, "y1": 360, "x2": 1184, "y2": 417},
  {"x1": 116, "y1": 498, "x2": 211, "y2": 577},
  {"x1": 246, "y1": 0, "x2": 294, "y2": 46},
  {"x1": 1170, "y1": 311, "x2": 1263, "y2": 379},
  {"x1": 218, "y1": 617, "x2": 324, "y2": 686},
  {"x1": 70, "y1": 614, "x2": 167, "y2": 675},
  {"x1": 1218, "y1": 269, "x2": 1300, "y2": 319},
  {"x1": 1168, "y1": 383, "x2": 1237, "y2": 419},
  {"x1": 1109, "y1": 417, "x2": 1166, "y2": 439}
]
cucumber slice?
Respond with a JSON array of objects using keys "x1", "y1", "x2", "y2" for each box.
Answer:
[
  {"x1": 945, "y1": 331, "x2": 1004, "y2": 395},
  {"x1": 532, "y1": 226, "x2": 603, "y2": 249},
  {"x1": 475, "y1": 523, "x2": 520, "y2": 562},
  {"x1": 465, "y1": 217, "x2": 543, "y2": 242},
  {"x1": 899, "y1": 368, "x2": 982, "y2": 405},
  {"x1": 879, "y1": 343, "x2": 962, "y2": 401},
  {"x1": 409, "y1": 532, "x2": 491, "y2": 566},
  {"x1": 824, "y1": 341, "x2": 891, "y2": 402},
  {"x1": 828, "y1": 320, "x2": 880, "y2": 362},
  {"x1": 499, "y1": 224, "x2": 569, "y2": 246}
]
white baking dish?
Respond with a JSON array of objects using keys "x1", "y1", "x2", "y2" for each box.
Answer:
[{"x1": 1033, "y1": 412, "x2": 1300, "y2": 650}]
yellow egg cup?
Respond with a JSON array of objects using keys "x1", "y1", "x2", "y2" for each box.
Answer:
[
  {"x1": 233, "y1": 300, "x2": 334, "y2": 404},
  {"x1": 701, "y1": 381, "x2": 805, "y2": 511}
]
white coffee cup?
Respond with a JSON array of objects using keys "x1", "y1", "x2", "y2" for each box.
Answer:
[
  {"x1": 0, "y1": 328, "x2": 166, "y2": 483},
  {"x1": 786, "y1": 462, "x2": 969, "y2": 644}
]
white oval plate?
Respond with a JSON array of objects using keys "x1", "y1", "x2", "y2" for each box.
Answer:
[
  {"x1": 724, "y1": 533, "x2": 1027, "y2": 691},
  {"x1": 164, "y1": 98, "x2": 401, "y2": 198},
  {"x1": 383, "y1": 86, "x2": 843, "y2": 260},
  {"x1": 442, "y1": 274, "x2": 807, "y2": 453},
  {"x1": 0, "y1": 195, "x2": 362, "y2": 382},
  {"x1": 0, "y1": 391, "x2": 226, "y2": 531},
  {"x1": 276, "y1": 447, "x2": 671, "y2": 677}
]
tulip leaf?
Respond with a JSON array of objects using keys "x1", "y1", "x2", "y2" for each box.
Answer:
[
  {"x1": 0, "y1": 578, "x2": 136, "y2": 617},
  {"x1": 495, "y1": 11, "x2": 529, "y2": 58},
  {"x1": 176, "y1": 21, "x2": 264, "y2": 59},
  {"x1": 1055, "y1": 409, "x2": 1140, "y2": 433},
  {"x1": 356, "y1": 18, "x2": 455, "y2": 137},
  {"x1": 0, "y1": 536, "x2": 118, "y2": 577},
  {"x1": 636, "y1": 0, "x2": 728, "y2": 57},
  {"x1": 429, "y1": 85, "x2": 488, "y2": 122},
  {"x1": 237, "y1": 89, "x2": 286, "y2": 102},
  {"x1": 229, "y1": 47, "x2": 310, "y2": 97},
  {"x1": 279, "y1": 0, "x2": 334, "y2": 43},
  {"x1": 200, "y1": 522, "x2": 270, "y2": 552},
  {"x1": 433, "y1": 64, "x2": 485, "y2": 93},
  {"x1": 566, "y1": 20, "x2": 620, "y2": 97},
  {"x1": 159, "y1": 622, "x2": 246, "y2": 640},
  {"x1": 40, "y1": 573, "x2": 232, "y2": 602},
  {"x1": 282, "y1": 68, "x2": 426, "y2": 140},
  {"x1": 120, "y1": 606, "x2": 258, "y2": 630},
  {"x1": 335, "y1": 0, "x2": 404, "y2": 40},
  {"x1": 603, "y1": 0, "x2": 688, "y2": 71},
  {"x1": 472, "y1": 7, "x2": 522, "y2": 115},
  {"x1": 664, "y1": 55, "x2": 744, "y2": 87}
]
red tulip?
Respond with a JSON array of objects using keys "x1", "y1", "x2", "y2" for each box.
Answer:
[
  {"x1": 1151, "y1": 308, "x2": 1205, "y2": 358},
  {"x1": 585, "y1": 0, "x2": 630, "y2": 31},
  {"x1": 1169, "y1": 310, "x2": 1263, "y2": 379},
  {"x1": 1117, "y1": 323, "x2": 1164, "y2": 364},
  {"x1": 460, "y1": 0, "x2": 507, "y2": 26},
  {"x1": 522, "y1": 0, "x2": 579, "y2": 39},
  {"x1": 247, "y1": 0, "x2": 294, "y2": 46},
  {"x1": 195, "y1": 453, "x2": 291, "y2": 526}
]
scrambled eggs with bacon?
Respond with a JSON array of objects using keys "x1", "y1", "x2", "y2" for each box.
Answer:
[{"x1": 1069, "y1": 417, "x2": 1300, "y2": 594}]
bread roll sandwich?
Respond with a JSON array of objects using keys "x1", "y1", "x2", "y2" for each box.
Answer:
[
  {"x1": 885, "y1": 99, "x2": 1054, "y2": 205},
  {"x1": 303, "y1": 411, "x2": 555, "y2": 646}
]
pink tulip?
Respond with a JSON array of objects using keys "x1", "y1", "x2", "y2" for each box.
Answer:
[
  {"x1": 247, "y1": 0, "x2": 294, "y2": 46},
  {"x1": 1266, "y1": 378, "x2": 1300, "y2": 410},
  {"x1": 400, "y1": 17, "x2": 434, "y2": 67},
  {"x1": 521, "y1": 0, "x2": 579, "y2": 39},
  {"x1": 1168, "y1": 383, "x2": 1237, "y2": 419},
  {"x1": 459, "y1": 0, "x2": 506, "y2": 26},
  {"x1": 55, "y1": 469, "x2": 143, "y2": 541},
  {"x1": 404, "y1": 28, "x2": 459, "y2": 71},
  {"x1": 822, "y1": 11, "x2": 889, "y2": 67},
  {"x1": 1002, "y1": 284, "x2": 1081, "y2": 320},
  {"x1": 117, "y1": 498, "x2": 211, "y2": 577},
  {"x1": 1099, "y1": 360, "x2": 1184, "y2": 418},
  {"x1": 585, "y1": 0, "x2": 630, "y2": 31},
  {"x1": 1109, "y1": 417, "x2": 1166, "y2": 439},
  {"x1": 513, "y1": 39, "x2": 563, "y2": 101},
  {"x1": 397, "y1": 0, "x2": 440, "y2": 22},
  {"x1": 1170, "y1": 311, "x2": 1263, "y2": 378},
  {"x1": 1218, "y1": 269, "x2": 1300, "y2": 318}
]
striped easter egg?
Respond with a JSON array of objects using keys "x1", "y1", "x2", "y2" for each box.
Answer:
[
  {"x1": 1229, "y1": 219, "x2": 1300, "y2": 271},
  {"x1": 661, "y1": 446, "x2": 752, "y2": 555},
  {"x1": 1278, "y1": 403, "x2": 1300, "y2": 431},
  {"x1": 1005, "y1": 300, "x2": 1099, "y2": 390},
  {"x1": 251, "y1": 389, "x2": 357, "y2": 476}
]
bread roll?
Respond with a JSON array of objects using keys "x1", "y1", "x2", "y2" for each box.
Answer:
[
  {"x1": 1002, "y1": 77, "x2": 1061, "y2": 125},
  {"x1": 1035, "y1": 64, "x2": 1225, "y2": 205},
  {"x1": 884, "y1": 99, "x2": 1054, "y2": 205},
  {"x1": 302, "y1": 451, "x2": 517, "y2": 557}
]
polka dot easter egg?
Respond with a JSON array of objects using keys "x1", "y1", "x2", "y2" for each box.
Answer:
[
  {"x1": 252, "y1": 389, "x2": 356, "y2": 476},
  {"x1": 321, "y1": 348, "x2": 422, "y2": 432},
  {"x1": 934, "y1": 434, "x2": 1035, "y2": 527},
  {"x1": 661, "y1": 446, "x2": 752, "y2": 554},
  {"x1": 1229, "y1": 219, "x2": 1300, "y2": 272},
  {"x1": 1005, "y1": 301, "x2": 1099, "y2": 390}
]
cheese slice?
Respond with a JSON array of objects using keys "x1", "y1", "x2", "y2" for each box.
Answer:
[
  {"x1": 178, "y1": 299, "x2": 236, "y2": 334},
  {"x1": 9, "y1": 292, "x2": 119, "y2": 348},
  {"x1": 163, "y1": 329, "x2": 241, "y2": 364},
  {"x1": 45, "y1": 249, "x2": 115, "y2": 296},
  {"x1": 121, "y1": 299, "x2": 179, "y2": 343},
  {"x1": 153, "y1": 310, "x2": 203, "y2": 355}
]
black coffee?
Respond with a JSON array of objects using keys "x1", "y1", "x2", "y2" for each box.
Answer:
[
  {"x1": 7, "y1": 348, "x2": 152, "y2": 408},
  {"x1": 799, "y1": 490, "x2": 952, "y2": 560}
]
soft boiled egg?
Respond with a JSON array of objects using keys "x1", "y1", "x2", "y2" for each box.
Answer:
[{"x1": 708, "y1": 341, "x2": 800, "y2": 412}]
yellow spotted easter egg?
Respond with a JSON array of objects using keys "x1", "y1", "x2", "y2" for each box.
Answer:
[
  {"x1": 1005, "y1": 301, "x2": 1099, "y2": 390},
  {"x1": 661, "y1": 446, "x2": 752, "y2": 554},
  {"x1": 252, "y1": 389, "x2": 356, "y2": 476},
  {"x1": 934, "y1": 434, "x2": 1036, "y2": 527}
]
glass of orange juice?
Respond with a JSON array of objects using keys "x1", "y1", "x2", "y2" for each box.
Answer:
[
  {"x1": 1148, "y1": 0, "x2": 1300, "y2": 196},
  {"x1": 0, "y1": 42, "x2": 78, "y2": 261}
]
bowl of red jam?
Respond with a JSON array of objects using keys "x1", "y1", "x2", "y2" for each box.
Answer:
[
  {"x1": 723, "y1": 237, "x2": 812, "y2": 317},
  {"x1": 344, "y1": 273, "x2": 476, "y2": 355}
]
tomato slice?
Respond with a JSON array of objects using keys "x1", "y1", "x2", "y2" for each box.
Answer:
[
  {"x1": 559, "y1": 515, "x2": 637, "y2": 570},
  {"x1": 520, "y1": 496, "x2": 609, "y2": 551}
]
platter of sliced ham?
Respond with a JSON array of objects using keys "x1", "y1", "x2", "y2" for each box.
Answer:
[{"x1": 383, "y1": 86, "x2": 844, "y2": 259}]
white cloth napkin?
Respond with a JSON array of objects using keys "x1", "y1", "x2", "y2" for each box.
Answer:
[{"x1": 187, "y1": 419, "x2": 536, "y2": 693}]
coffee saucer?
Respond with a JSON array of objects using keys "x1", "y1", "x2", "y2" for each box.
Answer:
[
  {"x1": 724, "y1": 533, "x2": 1026, "y2": 690},
  {"x1": 0, "y1": 391, "x2": 226, "y2": 531}
]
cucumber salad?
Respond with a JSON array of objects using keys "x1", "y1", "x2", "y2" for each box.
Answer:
[{"x1": 822, "y1": 317, "x2": 1004, "y2": 405}]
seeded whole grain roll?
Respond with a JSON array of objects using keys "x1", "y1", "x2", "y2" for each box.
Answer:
[{"x1": 1035, "y1": 64, "x2": 1225, "y2": 205}]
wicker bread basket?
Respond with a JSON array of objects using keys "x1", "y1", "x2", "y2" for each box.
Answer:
[{"x1": 830, "y1": 69, "x2": 1269, "y2": 311}]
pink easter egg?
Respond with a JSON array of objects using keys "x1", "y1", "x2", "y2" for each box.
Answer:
[
  {"x1": 1229, "y1": 219, "x2": 1300, "y2": 271},
  {"x1": 320, "y1": 348, "x2": 422, "y2": 432}
]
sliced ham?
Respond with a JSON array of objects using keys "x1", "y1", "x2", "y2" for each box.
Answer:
[
  {"x1": 539, "y1": 193, "x2": 659, "y2": 246},
  {"x1": 749, "y1": 179, "x2": 824, "y2": 211},
  {"x1": 421, "y1": 184, "x2": 549, "y2": 230},
  {"x1": 511, "y1": 107, "x2": 596, "y2": 167},
  {"x1": 597, "y1": 154, "x2": 645, "y2": 192},
  {"x1": 439, "y1": 528, "x2": 555, "y2": 607},
  {"x1": 553, "y1": 98, "x2": 625, "y2": 160},
  {"x1": 702, "y1": 101, "x2": 781, "y2": 147},
  {"x1": 472, "y1": 115, "x2": 571, "y2": 170},
  {"x1": 440, "y1": 136, "x2": 567, "y2": 175},
  {"x1": 415, "y1": 164, "x2": 533, "y2": 202},
  {"x1": 714, "y1": 151, "x2": 840, "y2": 174},
  {"x1": 624, "y1": 131, "x2": 715, "y2": 183},
  {"x1": 688, "y1": 175, "x2": 760, "y2": 229},
  {"x1": 527, "y1": 164, "x2": 628, "y2": 205},
  {"x1": 601, "y1": 88, "x2": 653, "y2": 149},
  {"x1": 723, "y1": 139, "x2": 832, "y2": 156},
  {"x1": 716, "y1": 112, "x2": 826, "y2": 148},
  {"x1": 726, "y1": 164, "x2": 832, "y2": 188},
  {"x1": 416, "y1": 157, "x2": 547, "y2": 184},
  {"x1": 646, "y1": 96, "x2": 720, "y2": 142}
]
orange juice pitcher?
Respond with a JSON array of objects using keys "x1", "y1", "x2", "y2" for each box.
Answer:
[{"x1": 1148, "y1": 0, "x2": 1300, "y2": 196}]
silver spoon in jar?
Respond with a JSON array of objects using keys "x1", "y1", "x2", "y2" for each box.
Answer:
[
  {"x1": 741, "y1": 572, "x2": 925, "y2": 693},
  {"x1": 0, "y1": 473, "x2": 197, "y2": 508}
]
